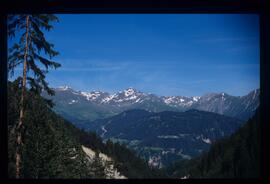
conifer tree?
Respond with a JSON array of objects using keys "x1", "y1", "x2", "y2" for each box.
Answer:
[
  {"x1": 91, "y1": 151, "x2": 106, "y2": 178},
  {"x1": 8, "y1": 14, "x2": 60, "y2": 178}
]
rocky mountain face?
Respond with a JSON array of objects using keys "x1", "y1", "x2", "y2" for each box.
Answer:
[
  {"x1": 43, "y1": 86, "x2": 259, "y2": 123},
  {"x1": 85, "y1": 109, "x2": 243, "y2": 167},
  {"x1": 191, "y1": 89, "x2": 260, "y2": 121},
  {"x1": 81, "y1": 145, "x2": 126, "y2": 179}
]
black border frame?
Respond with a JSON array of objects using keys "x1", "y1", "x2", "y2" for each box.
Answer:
[{"x1": 1, "y1": 0, "x2": 269, "y2": 183}]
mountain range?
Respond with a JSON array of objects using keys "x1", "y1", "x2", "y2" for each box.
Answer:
[{"x1": 43, "y1": 86, "x2": 259, "y2": 123}]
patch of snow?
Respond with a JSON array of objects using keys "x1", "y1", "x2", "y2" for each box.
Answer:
[
  {"x1": 221, "y1": 93, "x2": 225, "y2": 101},
  {"x1": 115, "y1": 98, "x2": 124, "y2": 102},
  {"x1": 135, "y1": 98, "x2": 141, "y2": 103},
  {"x1": 186, "y1": 101, "x2": 194, "y2": 106},
  {"x1": 128, "y1": 95, "x2": 137, "y2": 100},
  {"x1": 81, "y1": 92, "x2": 91, "y2": 100},
  {"x1": 163, "y1": 96, "x2": 197, "y2": 107},
  {"x1": 81, "y1": 91, "x2": 101, "y2": 101},
  {"x1": 192, "y1": 96, "x2": 200, "y2": 102},
  {"x1": 102, "y1": 94, "x2": 116, "y2": 103},
  {"x1": 139, "y1": 99, "x2": 144, "y2": 103},
  {"x1": 164, "y1": 97, "x2": 174, "y2": 104},
  {"x1": 58, "y1": 85, "x2": 71, "y2": 91}
]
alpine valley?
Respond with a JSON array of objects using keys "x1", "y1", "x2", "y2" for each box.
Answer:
[{"x1": 42, "y1": 87, "x2": 260, "y2": 167}]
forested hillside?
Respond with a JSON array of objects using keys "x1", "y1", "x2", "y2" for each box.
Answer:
[
  {"x1": 8, "y1": 79, "x2": 166, "y2": 178},
  {"x1": 86, "y1": 108, "x2": 243, "y2": 167},
  {"x1": 167, "y1": 107, "x2": 260, "y2": 178}
]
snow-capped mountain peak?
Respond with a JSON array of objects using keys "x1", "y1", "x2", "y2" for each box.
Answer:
[
  {"x1": 162, "y1": 95, "x2": 201, "y2": 107},
  {"x1": 57, "y1": 85, "x2": 72, "y2": 91},
  {"x1": 80, "y1": 91, "x2": 110, "y2": 102},
  {"x1": 100, "y1": 88, "x2": 146, "y2": 104},
  {"x1": 49, "y1": 86, "x2": 259, "y2": 121},
  {"x1": 124, "y1": 87, "x2": 136, "y2": 97},
  {"x1": 81, "y1": 91, "x2": 101, "y2": 100}
]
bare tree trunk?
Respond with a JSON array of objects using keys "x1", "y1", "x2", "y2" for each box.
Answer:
[{"x1": 16, "y1": 15, "x2": 29, "y2": 179}]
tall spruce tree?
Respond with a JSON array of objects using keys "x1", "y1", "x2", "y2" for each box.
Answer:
[{"x1": 8, "y1": 14, "x2": 60, "y2": 178}]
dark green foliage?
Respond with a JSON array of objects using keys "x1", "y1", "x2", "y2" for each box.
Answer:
[
  {"x1": 87, "y1": 109, "x2": 243, "y2": 166},
  {"x1": 91, "y1": 109, "x2": 243, "y2": 140},
  {"x1": 8, "y1": 81, "x2": 98, "y2": 178},
  {"x1": 90, "y1": 151, "x2": 106, "y2": 178},
  {"x1": 167, "y1": 108, "x2": 260, "y2": 178},
  {"x1": 71, "y1": 128, "x2": 107, "y2": 154},
  {"x1": 8, "y1": 14, "x2": 61, "y2": 96},
  {"x1": 8, "y1": 80, "x2": 166, "y2": 178},
  {"x1": 104, "y1": 140, "x2": 156, "y2": 178},
  {"x1": 67, "y1": 125, "x2": 168, "y2": 178}
]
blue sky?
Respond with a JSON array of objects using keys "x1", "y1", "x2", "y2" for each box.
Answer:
[{"x1": 9, "y1": 14, "x2": 260, "y2": 97}]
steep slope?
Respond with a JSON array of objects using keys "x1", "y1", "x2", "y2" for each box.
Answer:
[
  {"x1": 86, "y1": 109, "x2": 243, "y2": 167},
  {"x1": 8, "y1": 80, "x2": 165, "y2": 178},
  {"x1": 8, "y1": 81, "x2": 96, "y2": 178},
  {"x1": 191, "y1": 89, "x2": 260, "y2": 121},
  {"x1": 81, "y1": 146, "x2": 126, "y2": 179},
  {"x1": 167, "y1": 108, "x2": 260, "y2": 178}
]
